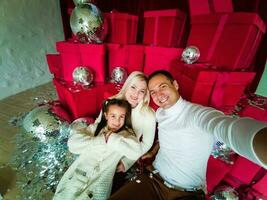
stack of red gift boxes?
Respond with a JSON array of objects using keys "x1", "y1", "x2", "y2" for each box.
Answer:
[{"x1": 46, "y1": 1, "x2": 267, "y2": 197}]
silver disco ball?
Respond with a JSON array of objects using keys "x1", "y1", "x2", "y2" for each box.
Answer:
[
  {"x1": 70, "y1": 3, "x2": 106, "y2": 43},
  {"x1": 72, "y1": 66, "x2": 94, "y2": 86},
  {"x1": 211, "y1": 186, "x2": 239, "y2": 200},
  {"x1": 111, "y1": 67, "x2": 128, "y2": 84},
  {"x1": 22, "y1": 105, "x2": 67, "y2": 142},
  {"x1": 181, "y1": 46, "x2": 200, "y2": 64},
  {"x1": 73, "y1": 0, "x2": 92, "y2": 6}
]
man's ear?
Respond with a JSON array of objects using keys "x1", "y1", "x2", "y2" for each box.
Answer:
[{"x1": 173, "y1": 80, "x2": 179, "y2": 90}]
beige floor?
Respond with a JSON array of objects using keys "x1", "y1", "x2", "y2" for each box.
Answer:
[{"x1": 0, "y1": 82, "x2": 57, "y2": 199}]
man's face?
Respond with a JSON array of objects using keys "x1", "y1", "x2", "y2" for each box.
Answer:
[{"x1": 148, "y1": 74, "x2": 180, "y2": 109}]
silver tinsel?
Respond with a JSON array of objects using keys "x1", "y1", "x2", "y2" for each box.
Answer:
[
  {"x1": 211, "y1": 141, "x2": 236, "y2": 165},
  {"x1": 8, "y1": 106, "x2": 75, "y2": 200}
]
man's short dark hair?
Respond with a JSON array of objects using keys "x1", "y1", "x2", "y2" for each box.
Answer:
[{"x1": 148, "y1": 70, "x2": 174, "y2": 82}]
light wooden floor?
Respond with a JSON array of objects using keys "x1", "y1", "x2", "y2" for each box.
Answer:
[{"x1": 0, "y1": 82, "x2": 57, "y2": 199}]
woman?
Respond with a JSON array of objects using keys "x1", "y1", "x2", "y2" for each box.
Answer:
[{"x1": 95, "y1": 71, "x2": 156, "y2": 171}]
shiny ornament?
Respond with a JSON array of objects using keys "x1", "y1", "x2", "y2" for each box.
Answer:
[
  {"x1": 211, "y1": 141, "x2": 236, "y2": 165},
  {"x1": 73, "y1": 0, "x2": 92, "y2": 5},
  {"x1": 69, "y1": 117, "x2": 94, "y2": 132},
  {"x1": 22, "y1": 105, "x2": 67, "y2": 142},
  {"x1": 181, "y1": 46, "x2": 200, "y2": 64},
  {"x1": 211, "y1": 186, "x2": 239, "y2": 200},
  {"x1": 70, "y1": 3, "x2": 105, "y2": 43},
  {"x1": 111, "y1": 67, "x2": 128, "y2": 84},
  {"x1": 72, "y1": 66, "x2": 94, "y2": 86}
]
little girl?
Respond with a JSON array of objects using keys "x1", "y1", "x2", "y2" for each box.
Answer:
[{"x1": 53, "y1": 99, "x2": 142, "y2": 200}]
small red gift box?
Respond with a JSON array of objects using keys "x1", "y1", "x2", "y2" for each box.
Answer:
[
  {"x1": 53, "y1": 78, "x2": 118, "y2": 119},
  {"x1": 187, "y1": 13, "x2": 266, "y2": 70},
  {"x1": 104, "y1": 12, "x2": 138, "y2": 44},
  {"x1": 143, "y1": 9, "x2": 186, "y2": 47},
  {"x1": 106, "y1": 43, "x2": 145, "y2": 78},
  {"x1": 143, "y1": 46, "x2": 183, "y2": 75},
  {"x1": 188, "y1": 0, "x2": 233, "y2": 18}
]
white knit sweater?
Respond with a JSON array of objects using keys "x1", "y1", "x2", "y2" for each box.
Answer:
[{"x1": 53, "y1": 125, "x2": 142, "y2": 200}]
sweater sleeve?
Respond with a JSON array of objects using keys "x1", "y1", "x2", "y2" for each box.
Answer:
[
  {"x1": 193, "y1": 106, "x2": 267, "y2": 169},
  {"x1": 107, "y1": 133, "x2": 143, "y2": 161},
  {"x1": 121, "y1": 109, "x2": 156, "y2": 171},
  {"x1": 68, "y1": 123, "x2": 105, "y2": 155}
]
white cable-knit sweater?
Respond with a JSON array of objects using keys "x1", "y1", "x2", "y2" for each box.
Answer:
[
  {"x1": 53, "y1": 125, "x2": 142, "y2": 200},
  {"x1": 95, "y1": 102, "x2": 156, "y2": 170}
]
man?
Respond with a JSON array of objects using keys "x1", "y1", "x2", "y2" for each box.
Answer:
[{"x1": 109, "y1": 70, "x2": 267, "y2": 200}]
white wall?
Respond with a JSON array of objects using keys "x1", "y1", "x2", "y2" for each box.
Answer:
[{"x1": 0, "y1": 0, "x2": 64, "y2": 100}]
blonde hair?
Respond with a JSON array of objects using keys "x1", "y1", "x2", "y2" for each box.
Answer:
[{"x1": 110, "y1": 71, "x2": 150, "y2": 111}]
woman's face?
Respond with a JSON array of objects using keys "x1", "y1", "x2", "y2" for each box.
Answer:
[
  {"x1": 125, "y1": 80, "x2": 147, "y2": 108},
  {"x1": 104, "y1": 105, "x2": 126, "y2": 132}
]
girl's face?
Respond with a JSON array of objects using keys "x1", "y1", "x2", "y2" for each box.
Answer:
[
  {"x1": 125, "y1": 80, "x2": 147, "y2": 108},
  {"x1": 104, "y1": 105, "x2": 126, "y2": 132}
]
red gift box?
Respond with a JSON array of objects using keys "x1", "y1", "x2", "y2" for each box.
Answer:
[
  {"x1": 106, "y1": 43, "x2": 145, "y2": 78},
  {"x1": 239, "y1": 104, "x2": 267, "y2": 122},
  {"x1": 223, "y1": 156, "x2": 262, "y2": 188},
  {"x1": 104, "y1": 12, "x2": 138, "y2": 44},
  {"x1": 53, "y1": 79, "x2": 118, "y2": 119},
  {"x1": 211, "y1": 13, "x2": 266, "y2": 70},
  {"x1": 187, "y1": 13, "x2": 266, "y2": 70},
  {"x1": 206, "y1": 156, "x2": 233, "y2": 193},
  {"x1": 56, "y1": 41, "x2": 82, "y2": 82},
  {"x1": 143, "y1": 46, "x2": 183, "y2": 75},
  {"x1": 188, "y1": 0, "x2": 233, "y2": 18},
  {"x1": 143, "y1": 9, "x2": 186, "y2": 47},
  {"x1": 79, "y1": 43, "x2": 106, "y2": 83},
  {"x1": 210, "y1": 72, "x2": 255, "y2": 113},
  {"x1": 46, "y1": 54, "x2": 62, "y2": 79},
  {"x1": 170, "y1": 62, "x2": 218, "y2": 106},
  {"x1": 56, "y1": 41, "x2": 106, "y2": 83}
]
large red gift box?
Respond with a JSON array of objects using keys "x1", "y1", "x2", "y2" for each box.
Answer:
[
  {"x1": 188, "y1": 0, "x2": 233, "y2": 18},
  {"x1": 187, "y1": 13, "x2": 266, "y2": 70},
  {"x1": 46, "y1": 54, "x2": 62, "y2": 79},
  {"x1": 210, "y1": 72, "x2": 255, "y2": 113},
  {"x1": 143, "y1": 46, "x2": 183, "y2": 75},
  {"x1": 56, "y1": 41, "x2": 106, "y2": 83},
  {"x1": 104, "y1": 12, "x2": 138, "y2": 44},
  {"x1": 53, "y1": 78, "x2": 117, "y2": 119},
  {"x1": 143, "y1": 9, "x2": 186, "y2": 47},
  {"x1": 106, "y1": 43, "x2": 145, "y2": 78},
  {"x1": 170, "y1": 62, "x2": 218, "y2": 106}
]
